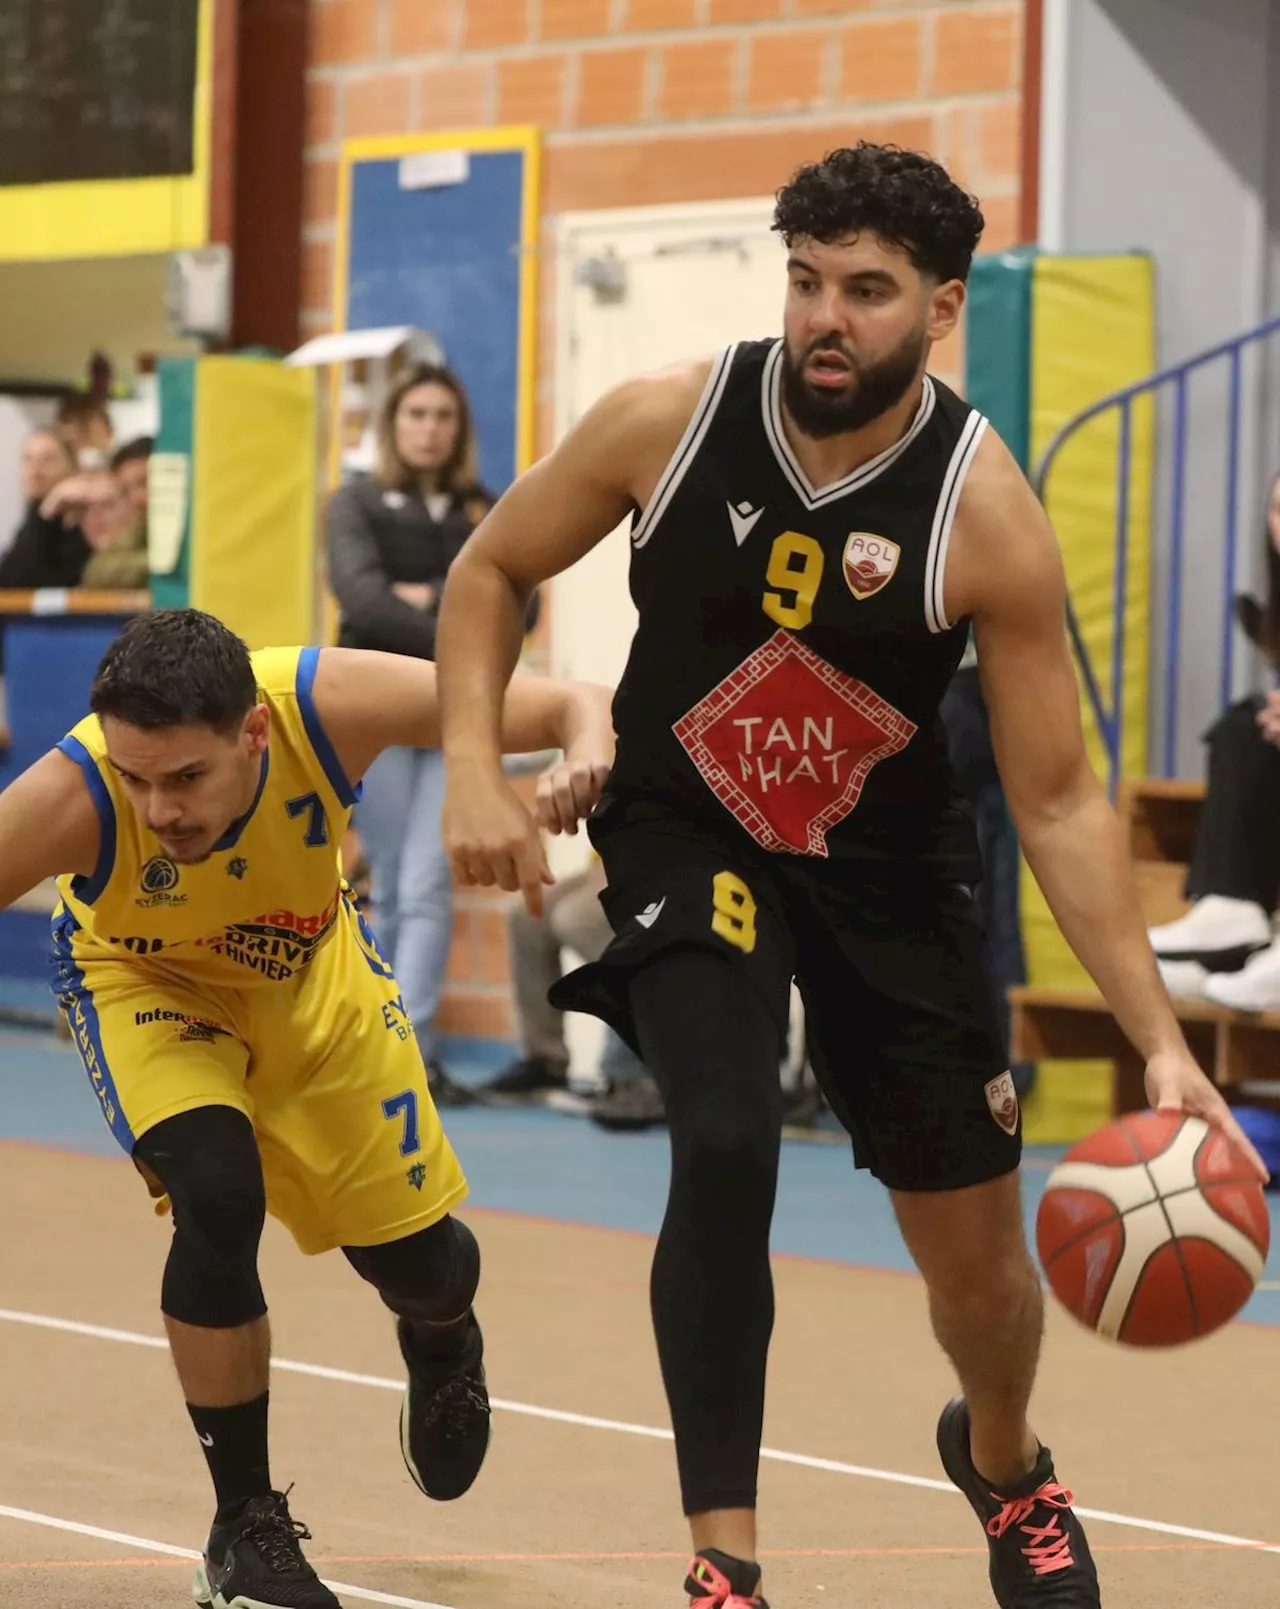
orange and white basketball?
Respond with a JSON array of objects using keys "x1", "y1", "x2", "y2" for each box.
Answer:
[{"x1": 1036, "y1": 1111, "x2": 1270, "y2": 1347}]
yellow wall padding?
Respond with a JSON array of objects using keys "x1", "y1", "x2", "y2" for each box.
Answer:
[
  {"x1": 1022, "y1": 253, "x2": 1155, "y2": 1142},
  {"x1": 191, "y1": 357, "x2": 317, "y2": 648},
  {"x1": 0, "y1": 0, "x2": 212, "y2": 261}
]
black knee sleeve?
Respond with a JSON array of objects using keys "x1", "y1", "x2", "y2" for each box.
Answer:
[
  {"x1": 133, "y1": 1106, "x2": 267, "y2": 1329},
  {"x1": 343, "y1": 1216, "x2": 480, "y2": 1324}
]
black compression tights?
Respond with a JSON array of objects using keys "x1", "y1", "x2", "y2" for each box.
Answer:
[{"x1": 631, "y1": 949, "x2": 785, "y2": 1515}]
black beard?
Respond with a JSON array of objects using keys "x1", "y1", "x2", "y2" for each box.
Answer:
[{"x1": 780, "y1": 328, "x2": 927, "y2": 439}]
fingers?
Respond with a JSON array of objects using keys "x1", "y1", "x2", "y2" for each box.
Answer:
[
  {"x1": 1215, "y1": 1104, "x2": 1270, "y2": 1183},
  {"x1": 516, "y1": 835, "x2": 551, "y2": 918},
  {"x1": 1162, "y1": 1089, "x2": 1271, "y2": 1184},
  {"x1": 448, "y1": 846, "x2": 511, "y2": 890},
  {"x1": 536, "y1": 760, "x2": 604, "y2": 835},
  {"x1": 442, "y1": 775, "x2": 557, "y2": 921}
]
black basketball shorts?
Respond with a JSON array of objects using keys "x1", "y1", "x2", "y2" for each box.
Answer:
[{"x1": 551, "y1": 810, "x2": 1020, "y2": 1193}]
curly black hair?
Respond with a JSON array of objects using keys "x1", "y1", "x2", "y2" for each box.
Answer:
[{"x1": 773, "y1": 143, "x2": 985, "y2": 284}]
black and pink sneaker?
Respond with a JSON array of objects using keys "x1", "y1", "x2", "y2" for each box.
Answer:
[
  {"x1": 937, "y1": 1398, "x2": 1101, "y2": 1606},
  {"x1": 685, "y1": 1549, "x2": 770, "y2": 1608}
]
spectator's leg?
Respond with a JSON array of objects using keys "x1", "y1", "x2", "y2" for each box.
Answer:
[
  {"x1": 511, "y1": 878, "x2": 577, "y2": 1067},
  {"x1": 551, "y1": 870, "x2": 615, "y2": 968},
  {"x1": 599, "y1": 1028, "x2": 648, "y2": 1089},
  {"x1": 551, "y1": 874, "x2": 656, "y2": 1099},
  {"x1": 394, "y1": 749, "x2": 454, "y2": 1066},
  {"x1": 1186, "y1": 698, "x2": 1280, "y2": 909},
  {"x1": 1150, "y1": 700, "x2": 1280, "y2": 993},
  {"x1": 355, "y1": 745, "x2": 414, "y2": 970},
  {"x1": 481, "y1": 878, "x2": 582, "y2": 1098}
]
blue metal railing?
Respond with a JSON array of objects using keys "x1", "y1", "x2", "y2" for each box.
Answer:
[{"x1": 1033, "y1": 311, "x2": 1280, "y2": 795}]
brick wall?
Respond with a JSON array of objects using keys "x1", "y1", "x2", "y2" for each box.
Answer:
[{"x1": 306, "y1": 0, "x2": 1027, "y2": 1041}]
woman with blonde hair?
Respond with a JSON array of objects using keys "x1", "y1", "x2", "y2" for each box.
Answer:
[{"x1": 326, "y1": 365, "x2": 494, "y2": 1104}]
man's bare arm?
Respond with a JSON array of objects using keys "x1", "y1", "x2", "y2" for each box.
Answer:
[
  {"x1": 953, "y1": 434, "x2": 1183, "y2": 1058},
  {"x1": 0, "y1": 749, "x2": 100, "y2": 908},
  {"x1": 435, "y1": 362, "x2": 707, "y2": 771},
  {"x1": 951, "y1": 431, "x2": 1262, "y2": 1170},
  {"x1": 312, "y1": 647, "x2": 615, "y2": 803},
  {"x1": 433, "y1": 362, "x2": 706, "y2": 910}
]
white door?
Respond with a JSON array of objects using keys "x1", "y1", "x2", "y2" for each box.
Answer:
[
  {"x1": 549, "y1": 197, "x2": 786, "y2": 698},
  {"x1": 547, "y1": 200, "x2": 789, "y2": 1080}
]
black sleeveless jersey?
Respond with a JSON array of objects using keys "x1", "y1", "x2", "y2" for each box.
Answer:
[{"x1": 602, "y1": 338, "x2": 989, "y2": 874}]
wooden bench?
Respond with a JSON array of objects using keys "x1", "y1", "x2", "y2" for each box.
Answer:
[{"x1": 1009, "y1": 777, "x2": 1280, "y2": 1116}]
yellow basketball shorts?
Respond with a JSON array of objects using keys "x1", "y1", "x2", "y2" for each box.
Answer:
[{"x1": 52, "y1": 897, "x2": 468, "y2": 1255}]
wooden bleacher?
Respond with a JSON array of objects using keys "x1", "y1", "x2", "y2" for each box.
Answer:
[{"x1": 1010, "y1": 778, "x2": 1280, "y2": 1116}]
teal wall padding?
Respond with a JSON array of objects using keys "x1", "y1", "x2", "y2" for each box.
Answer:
[
  {"x1": 965, "y1": 245, "x2": 1036, "y2": 472},
  {"x1": 150, "y1": 356, "x2": 195, "y2": 611}
]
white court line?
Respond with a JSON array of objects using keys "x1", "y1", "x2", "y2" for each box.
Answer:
[
  {"x1": 0, "y1": 1503, "x2": 454, "y2": 1609},
  {"x1": 2, "y1": 1307, "x2": 1278, "y2": 1558}
]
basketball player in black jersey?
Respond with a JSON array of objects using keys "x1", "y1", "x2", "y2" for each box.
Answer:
[{"x1": 435, "y1": 145, "x2": 1264, "y2": 1608}]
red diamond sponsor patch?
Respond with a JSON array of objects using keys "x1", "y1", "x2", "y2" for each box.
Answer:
[{"x1": 672, "y1": 629, "x2": 917, "y2": 857}]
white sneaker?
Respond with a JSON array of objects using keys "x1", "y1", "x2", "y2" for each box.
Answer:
[
  {"x1": 1204, "y1": 938, "x2": 1280, "y2": 1012},
  {"x1": 1148, "y1": 895, "x2": 1270, "y2": 967},
  {"x1": 1157, "y1": 958, "x2": 1210, "y2": 1001}
]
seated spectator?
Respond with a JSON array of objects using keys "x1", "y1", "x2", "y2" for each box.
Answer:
[
  {"x1": 55, "y1": 391, "x2": 114, "y2": 468},
  {"x1": 80, "y1": 437, "x2": 151, "y2": 589},
  {"x1": 484, "y1": 856, "x2": 665, "y2": 1130},
  {"x1": 1150, "y1": 470, "x2": 1280, "y2": 1009},
  {"x1": 0, "y1": 429, "x2": 89, "y2": 589}
]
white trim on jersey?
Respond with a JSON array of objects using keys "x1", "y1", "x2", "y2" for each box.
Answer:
[
  {"x1": 631, "y1": 344, "x2": 738, "y2": 550},
  {"x1": 761, "y1": 339, "x2": 938, "y2": 510},
  {"x1": 923, "y1": 410, "x2": 989, "y2": 634}
]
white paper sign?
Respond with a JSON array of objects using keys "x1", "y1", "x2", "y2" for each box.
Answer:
[
  {"x1": 399, "y1": 150, "x2": 469, "y2": 191},
  {"x1": 148, "y1": 452, "x2": 191, "y2": 575}
]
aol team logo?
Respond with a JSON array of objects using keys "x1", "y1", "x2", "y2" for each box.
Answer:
[
  {"x1": 843, "y1": 532, "x2": 900, "y2": 600},
  {"x1": 984, "y1": 1070, "x2": 1020, "y2": 1137}
]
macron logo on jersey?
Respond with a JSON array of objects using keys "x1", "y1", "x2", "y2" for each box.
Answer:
[{"x1": 727, "y1": 501, "x2": 764, "y2": 547}]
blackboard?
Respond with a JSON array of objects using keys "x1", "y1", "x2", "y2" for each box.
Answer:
[
  {"x1": 345, "y1": 147, "x2": 531, "y2": 494},
  {"x1": 0, "y1": 0, "x2": 199, "y2": 187}
]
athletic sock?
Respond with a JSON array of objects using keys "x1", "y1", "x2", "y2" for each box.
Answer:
[{"x1": 187, "y1": 1392, "x2": 272, "y2": 1520}]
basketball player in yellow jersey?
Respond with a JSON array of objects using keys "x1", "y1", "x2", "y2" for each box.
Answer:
[{"x1": 0, "y1": 608, "x2": 612, "y2": 1609}]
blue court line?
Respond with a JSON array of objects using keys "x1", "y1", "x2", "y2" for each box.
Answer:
[{"x1": 3, "y1": 1024, "x2": 1279, "y2": 1330}]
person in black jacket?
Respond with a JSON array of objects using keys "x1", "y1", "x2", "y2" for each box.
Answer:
[
  {"x1": 1150, "y1": 470, "x2": 1280, "y2": 1007},
  {"x1": 326, "y1": 365, "x2": 494, "y2": 1104},
  {"x1": 0, "y1": 428, "x2": 89, "y2": 590}
]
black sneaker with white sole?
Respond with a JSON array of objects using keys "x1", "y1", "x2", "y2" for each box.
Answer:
[
  {"x1": 192, "y1": 1489, "x2": 340, "y2": 1609},
  {"x1": 397, "y1": 1311, "x2": 491, "y2": 1500},
  {"x1": 937, "y1": 1398, "x2": 1100, "y2": 1606}
]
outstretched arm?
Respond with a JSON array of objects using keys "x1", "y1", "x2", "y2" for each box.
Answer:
[
  {"x1": 434, "y1": 363, "x2": 705, "y2": 912},
  {"x1": 951, "y1": 431, "x2": 1265, "y2": 1175},
  {"x1": 314, "y1": 648, "x2": 615, "y2": 830},
  {"x1": 0, "y1": 749, "x2": 100, "y2": 909}
]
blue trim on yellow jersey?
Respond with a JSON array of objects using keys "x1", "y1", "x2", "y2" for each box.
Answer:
[
  {"x1": 49, "y1": 908, "x2": 135, "y2": 1152},
  {"x1": 346, "y1": 887, "x2": 395, "y2": 979},
  {"x1": 211, "y1": 749, "x2": 271, "y2": 853},
  {"x1": 295, "y1": 646, "x2": 360, "y2": 807},
  {"x1": 56, "y1": 736, "x2": 117, "y2": 906}
]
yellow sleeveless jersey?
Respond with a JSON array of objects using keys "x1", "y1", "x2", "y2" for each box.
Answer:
[{"x1": 55, "y1": 646, "x2": 364, "y2": 988}]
